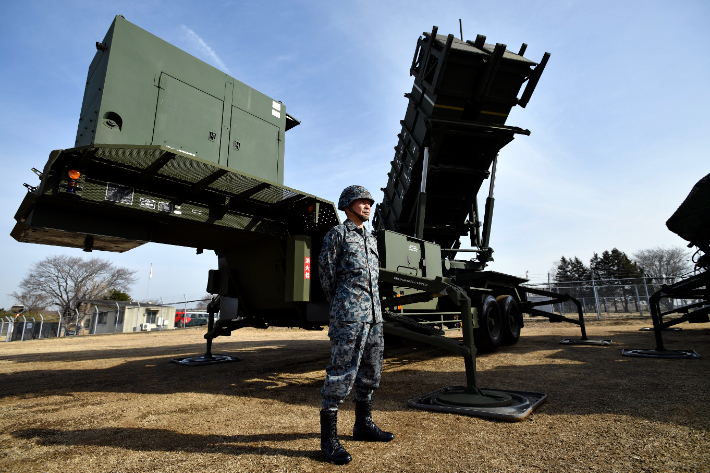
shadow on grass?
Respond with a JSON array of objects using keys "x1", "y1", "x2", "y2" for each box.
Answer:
[
  {"x1": 1, "y1": 324, "x2": 709, "y2": 428},
  {"x1": 13, "y1": 427, "x2": 325, "y2": 460}
]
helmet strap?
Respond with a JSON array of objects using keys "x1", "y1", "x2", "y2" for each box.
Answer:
[{"x1": 346, "y1": 205, "x2": 368, "y2": 223}]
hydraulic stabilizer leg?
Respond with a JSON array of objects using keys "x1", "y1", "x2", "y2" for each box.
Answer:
[
  {"x1": 622, "y1": 282, "x2": 703, "y2": 359},
  {"x1": 520, "y1": 287, "x2": 611, "y2": 345},
  {"x1": 559, "y1": 296, "x2": 612, "y2": 346},
  {"x1": 459, "y1": 293, "x2": 481, "y2": 395},
  {"x1": 204, "y1": 299, "x2": 217, "y2": 359},
  {"x1": 408, "y1": 285, "x2": 547, "y2": 421},
  {"x1": 170, "y1": 296, "x2": 243, "y2": 366}
]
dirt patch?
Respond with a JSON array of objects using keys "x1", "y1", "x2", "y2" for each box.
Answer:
[{"x1": 1, "y1": 320, "x2": 708, "y2": 472}]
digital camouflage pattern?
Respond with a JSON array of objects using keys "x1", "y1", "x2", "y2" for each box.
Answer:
[
  {"x1": 318, "y1": 219, "x2": 382, "y2": 323},
  {"x1": 319, "y1": 215, "x2": 384, "y2": 409},
  {"x1": 337, "y1": 185, "x2": 375, "y2": 210},
  {"x1": 321, "y1": 321, "x2": 384, "y2": 409}
]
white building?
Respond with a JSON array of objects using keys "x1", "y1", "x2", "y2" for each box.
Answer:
[{"x1": 83, "y1": 300, "x2": 176, "y2": 334}]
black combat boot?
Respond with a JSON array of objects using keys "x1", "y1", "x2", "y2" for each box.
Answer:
[
  {"x1": 353, "y1": 400, "x2": 395, "y2": 442},
  {"x1": 320, "y1": 409, "x2": 352, "y2": 465}
]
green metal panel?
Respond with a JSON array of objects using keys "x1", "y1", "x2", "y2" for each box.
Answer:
[
  {"x1": 376, "y1": 230, "x2": 443, "y2": 310},
  {"x1": 376, "y1": 230, "x2": 442, "y2": 279},
  {"x1": 285, "y1": 235, "x2": 312, "y2": 302},
  {"x1": 228, "y1": 107, "x2": 279, "y2": 181},
  {"x1": 153, "y1": 74, "x2": 225, "y2": 164},
  {"x1": 75, "y1": 15, "x2": 288, "y2": 184}
]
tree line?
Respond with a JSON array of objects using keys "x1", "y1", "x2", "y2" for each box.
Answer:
[{"x1": 553, "y1": 246, "x2": 693, "y2": 284}]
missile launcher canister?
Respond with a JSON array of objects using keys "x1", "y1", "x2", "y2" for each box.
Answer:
[{"x1": 374, "y1": 28, "x2": 549, "y2": 253}]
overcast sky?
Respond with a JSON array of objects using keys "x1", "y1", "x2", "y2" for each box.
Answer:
[{"x1": 1, "y1": 0, "x2": 708, "y2": 309}]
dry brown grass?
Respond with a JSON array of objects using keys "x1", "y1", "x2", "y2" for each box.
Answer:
[{"x1": 1, "y1": 319, "x2": 709, "y2": 472}]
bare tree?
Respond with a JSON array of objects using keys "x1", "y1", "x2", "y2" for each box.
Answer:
[
  {"x1": 632, "y1": 246, "x2": 693, "y2": 278},
  {"x1": 192, "y1": 294, "x2": 213, "y2": 310},
  {"x1": 7, "y1": 290, "x2": 49, "y2": 314},
  {"x1": 16, "y1": 255, "x2": 138, "y2": 321}
]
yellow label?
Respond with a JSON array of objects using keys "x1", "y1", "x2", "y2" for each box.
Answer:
[
  {"x1": 434, "y1": 104, "x2": 465, "y2": 111},
  {"x1": 480, "y1": 110, "x2": 509, "y2": 117}
]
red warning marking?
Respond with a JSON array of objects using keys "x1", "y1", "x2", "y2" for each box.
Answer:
[{"x1": 304, "y1": 257, "x2": 311, "y2": 279}]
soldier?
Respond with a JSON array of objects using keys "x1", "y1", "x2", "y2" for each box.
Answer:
[{"x1": 318, "y1": 185, "x2": 394, "y2": 465}]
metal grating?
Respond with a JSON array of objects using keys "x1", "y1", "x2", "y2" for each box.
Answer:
[
  {"x1": 94, "y1": 147, "x2": 165, "y2": 170},
  {"x1": 210, "y1": 171, "x2": 265, "y2": 197},
  {"x1": 44, "y1": 145, "x2": 337, "y2": 240},
  {"x1": 158, "y1": 155, "x2": 218, "y2": 184}
]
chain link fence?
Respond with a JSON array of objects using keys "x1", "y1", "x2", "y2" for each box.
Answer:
[
  {"x1": 1, "y1": 313, "x2": 98, "y2": 342},
  {"x1": 1, "y1": 315, "x2": 63, "y2": 341},
  {"x1": 523, "y1": 277, "x2": 702, "y2": 319},
  {"x1": 3, "y1": 303, "x2": 181, "y2": 341}
]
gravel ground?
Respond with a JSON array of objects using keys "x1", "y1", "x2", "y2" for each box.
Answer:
[{"x1": 1, "y1": 319, "x2": 708, "y2": 472}]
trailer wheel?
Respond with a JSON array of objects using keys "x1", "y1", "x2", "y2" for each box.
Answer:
[
  {"x1": 473, "y1": 296, "x2": 503, "y2": 353},
  {"x1": 497, "y1": 295, "x2": 522, "y2": 345}
]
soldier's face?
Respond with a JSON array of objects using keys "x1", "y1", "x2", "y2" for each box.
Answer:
[{"x1": 350, "y1": 199, "x2": 371, "y2": 220}]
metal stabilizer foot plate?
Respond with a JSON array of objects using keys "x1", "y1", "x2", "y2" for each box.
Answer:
[
  {"x1": 622, "y1": 349, "x2": 700, "y2": 359},
  {"x1": 560, "y1": 339, "x2": 612, "y2": 346},
  {"x1": 408, "y1": 386, "x2": 546, "y2": 421},
  {"x1": 170, "y1": 354, "x2": 243, "y2": 366},
  {"x1": 639, "y1": 327, "x2": 682, "y2": 331}
]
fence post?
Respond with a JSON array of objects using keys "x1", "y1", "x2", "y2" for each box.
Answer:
[
  {"x1": 0, "y1": 318, "x2": 4, "y2": 340},
  {"x1": 75, "y1": 309, "x2": 80, "y2": 335},
  {"x1": 634, "y1": 285, "x2": 643, "y2": 316},
  {"x1": 183, "y1": 295, "x2": 188, "y2": 329},
  {"x1": 5, "y1": 317, "x2": 13, "y2": 342},
  {"x1": 92, "y1": 306, "x2": 99, "y2": 335},
  {"x1": 159, "y1": 297, "x2": 165, "y2": 331},
  {"x1": 641, "y1": 269, "x2": 651, "y2": 309},
  {"x1": 21, "y1": 315, "x2": 27, "y2": 341},
  {"x1": 115, "y1": 302, "x2": 120, "y2": 333},
  {"x1": 591, "y1": 273, "x2": 602, "y2": 320},
  {"x1": 625, "y1": 294, "x2": 631, "y2": 314},
  {"x1": 135, "y1": 302, "x2": 141, "y2": 332},
  {"x1": 38, "y1": 314, "x2": 43, "y2": 339}
]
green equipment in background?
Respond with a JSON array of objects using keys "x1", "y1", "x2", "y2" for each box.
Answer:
[{"x1": 13, "y1": 16, "x2": 337, "y2": 334}]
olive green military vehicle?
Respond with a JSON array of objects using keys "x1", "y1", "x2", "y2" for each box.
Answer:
[{"x1": 13, "y1": 16, "x2": 593, "y2": 419}]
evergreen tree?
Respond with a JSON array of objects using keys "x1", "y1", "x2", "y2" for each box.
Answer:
[
  {"x1": 106, "y1": 289, "x2": 132, "y2": 301},
  {"x1": 599, "y1": 250, "x2": 615, "y2": 280},
  {"x1": 590, "y1": 249, "x2": 641, "y2": 283},
  {"x1": 555, "y1": 257, "x2": 571, "y2": 282},
  {"x1": 608, "y1": 248, "x2": 642, "y2": 280},
  {"x1": 568, "y1": 257, "x2": 590, "y2": 282},
  {"x1": 589, "y1": 252, "x2": 602, "y2": 281}
]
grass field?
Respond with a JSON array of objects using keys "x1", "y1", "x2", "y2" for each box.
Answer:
[{"x1": 1, "y1": 319, "x2": 708, "y2": 472}]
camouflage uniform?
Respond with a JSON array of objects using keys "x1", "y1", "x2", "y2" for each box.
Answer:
[{"x1": 319, "y1": 192, "x2": 383, "y2": 411}]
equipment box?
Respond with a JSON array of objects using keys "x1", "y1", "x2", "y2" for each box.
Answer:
[{"x1": 375, "y1": 230, "x2": 442, "y2": 280}]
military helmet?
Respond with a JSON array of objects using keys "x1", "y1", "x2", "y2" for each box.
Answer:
[{"x1": 338, "y1": 185, "x2": 375, "y2": 210}]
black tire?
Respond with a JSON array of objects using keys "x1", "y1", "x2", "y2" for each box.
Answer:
[
  {"x1": 497, "y1": 295, "x2": 522, "y2": 345},
  {"x1": 473, "y1": 295, "x2": 503, "y2": 353}
]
